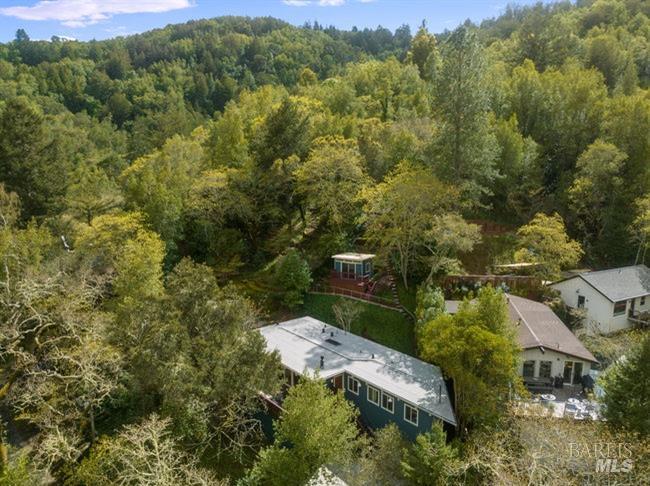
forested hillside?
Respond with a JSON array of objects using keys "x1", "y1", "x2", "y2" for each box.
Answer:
[{"x1": 1, "y1": 0, "x2": 649, "y2": 484}]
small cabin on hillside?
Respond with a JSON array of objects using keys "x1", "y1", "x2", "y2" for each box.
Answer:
[
  {"x1": 332, "y1": 253, "x2": 375, "y2": 281},
  {"x1": 330, "y1": 253, "x2": 376, "y2": 293}
]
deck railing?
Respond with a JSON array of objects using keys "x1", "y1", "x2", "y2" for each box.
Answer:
[
  {"x1": 330, "y1": 270, "x2": 370, "y2": 281},
  {"x1": 628, "y1": 309, "x2": 650, "y2": 326}
]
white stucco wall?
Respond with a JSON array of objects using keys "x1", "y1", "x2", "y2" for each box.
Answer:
[
  {"x1": 520, "y1": 347, "x2": 592, "y2": 384},
  {"x1": 551, "y1": 278, "x2": 631, "y2": 334}
]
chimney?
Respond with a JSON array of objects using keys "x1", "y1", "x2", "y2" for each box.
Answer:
[
  {"x1": 331, "y1": 331, "x2": 334, "y2": 337},
  {"x1": 320, "y1": 356, "x2": 324, "y2": 369},
  {"x1": 322, "y1": 326, "x2": 326, "y2": 333}
]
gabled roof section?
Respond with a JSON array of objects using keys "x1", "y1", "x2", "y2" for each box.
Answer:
[
  {"x1": 259, "y1": 316, "x2": 456, "y2": 426},
  {"x1": 573, "y1": 265, "x2": 650, "y2": 302},
  {"x1": 444, "y1": 295, "x2": 598, "y2": 364},
  {"x1": 507, "y1": 294, "x2": 598, "y2": 363}
]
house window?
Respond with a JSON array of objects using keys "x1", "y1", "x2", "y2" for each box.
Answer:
[
  {"x1": 613, "y1": 301, "x2": 627, "y2": 316},
  {"x1": 404, "y1": 403, "x2": 419, "y2": 426},
  {"x1": 347, "y1": 376, "x2": 360, "y2": 395},
  {"x1": 381, "y1": 392, "x2": 395, "y2": 413},
  {"x1": 539, "y1": 361, "x2": 552, "y2": 379},
  {"x1": 367, "y1": 385, "x2": 380, "y2": 405},
  {"x1": 523, "y1": 360, "x2": 535, "y2": 378},
  {"x1": 577, "y1": 295, "x2": 585, "y2": 308},
  {"x1": 641, "y1": 296, "x2": 646, "y2": 306}
]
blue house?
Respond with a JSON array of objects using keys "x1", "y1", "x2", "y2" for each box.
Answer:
[{"x1": 259, "y1": 317, "x2": 456, "y2": 441}]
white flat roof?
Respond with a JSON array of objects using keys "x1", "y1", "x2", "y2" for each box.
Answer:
[
  {"x1": 259, "y1": 316, "x2": 456, "y2": 425},
  {"x1": 332, "y1": 253, "x2": 375, "y2": 262}
]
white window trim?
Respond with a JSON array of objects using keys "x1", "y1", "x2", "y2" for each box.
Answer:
[
  {"x1": 404, "y1": 403, "x2": 419, "y2": 426},
  {"x1": 367, "y1": 385, "x2": 380, "y2": 405},
  {"x1": 381, "y1": 391, "x2": 395, "y2": 414},
  {"x1": 347, "y1": 376, "x2": 360, "y2": 395},
  {"x1": 613, "y1": 300, "x2": 627, "y2": 316}
]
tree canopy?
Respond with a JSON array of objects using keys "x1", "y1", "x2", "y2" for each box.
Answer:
[{"x1": 1, "y1": 2, "x2": 649, "y2": 482}]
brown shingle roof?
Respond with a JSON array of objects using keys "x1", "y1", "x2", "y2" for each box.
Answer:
[{"x1": 507, "y1": 294, "x2": 597, "y2": 363}]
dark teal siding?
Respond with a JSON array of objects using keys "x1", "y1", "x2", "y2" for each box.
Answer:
[{"x1": 342, "y1": 372, "x2": 436, "y2": 441}]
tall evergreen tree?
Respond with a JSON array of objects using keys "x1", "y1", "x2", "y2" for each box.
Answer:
[
  {"x1": 432, "y1": 27, "x2": 497, "y2": 206},
  {"x1": 0, "y1": 97, "x2": 69, "y2": 217}
]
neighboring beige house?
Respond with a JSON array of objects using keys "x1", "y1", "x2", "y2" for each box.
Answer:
[
  {"x1": 446, "y1": 294, "x2": 598, "y2": 387},
  {"x1": 550, "y1": 265, "x2": 650, "y2": 334}
]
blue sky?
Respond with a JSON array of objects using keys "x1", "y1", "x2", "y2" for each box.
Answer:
[{"x1": 0, "y1": 0, "x2": 553, "y2": 43}]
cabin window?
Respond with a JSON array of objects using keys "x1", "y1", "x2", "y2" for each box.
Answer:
[
  {"x1": 539, "y1": 361, "x2": 552, "y2": 379},
  {"x1": 367, "y1": 385, "x2": 380, "y2": 405},
  {"x1": 577, "y1": 295, "x2": 585, "y2": 308},
  {"x1": 381, "y1": 392, "x2": 395, "y2": 413},
  {"x1": 404, "y1": 403, "x2": 419, "y2": 426},
  {"x1": 341, "y1": 262, "x2": 355, "y2": 278},
  {"x1": 523, "y1": 360, "x2": 535, "y2": 378},
  {"x1": 613, "y1": 301, "x2": 627, "y2": 316},
  {"x1": 347, "y1": 376, "x2": 360, "y2": 395}
]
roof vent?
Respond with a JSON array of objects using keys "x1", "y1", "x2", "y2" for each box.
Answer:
[
  {"x1": 322, "y1": 326, "x2": 326, "y2": 333},
  {"x1": 320, "y1": 356, "x2": 324, "y2": 369}
]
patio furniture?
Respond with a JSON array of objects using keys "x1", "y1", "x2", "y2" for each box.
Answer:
[{"x1": 524, "y1": 376, "x2": 554, "y2": 394}]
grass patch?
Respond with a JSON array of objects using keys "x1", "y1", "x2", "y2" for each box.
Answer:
[
  {"x1": 396, "y1": 282, "x2": 417, "y2": 314},
  {"x1": 301, "y1": 293, "x2": 415, "y2": 356}
]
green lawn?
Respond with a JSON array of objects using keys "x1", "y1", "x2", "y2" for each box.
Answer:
[{"x1": 301, "y1": 293, "x2": 416, "y2": 356}]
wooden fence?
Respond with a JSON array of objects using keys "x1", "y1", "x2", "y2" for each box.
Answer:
[
  {"x1": 310, "y1": 283, "x2": 401, "y2": 310},
  {"x1": 442, "y1": 274, "x2": 544, "y2": 299}
]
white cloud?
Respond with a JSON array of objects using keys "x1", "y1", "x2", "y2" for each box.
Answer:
[
  {"x1": 284, "y1": 0, "x2": 354, "y2": 6},
  {"x1": 0, "y1": 0, "x2": 193, "y2": 27}
]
